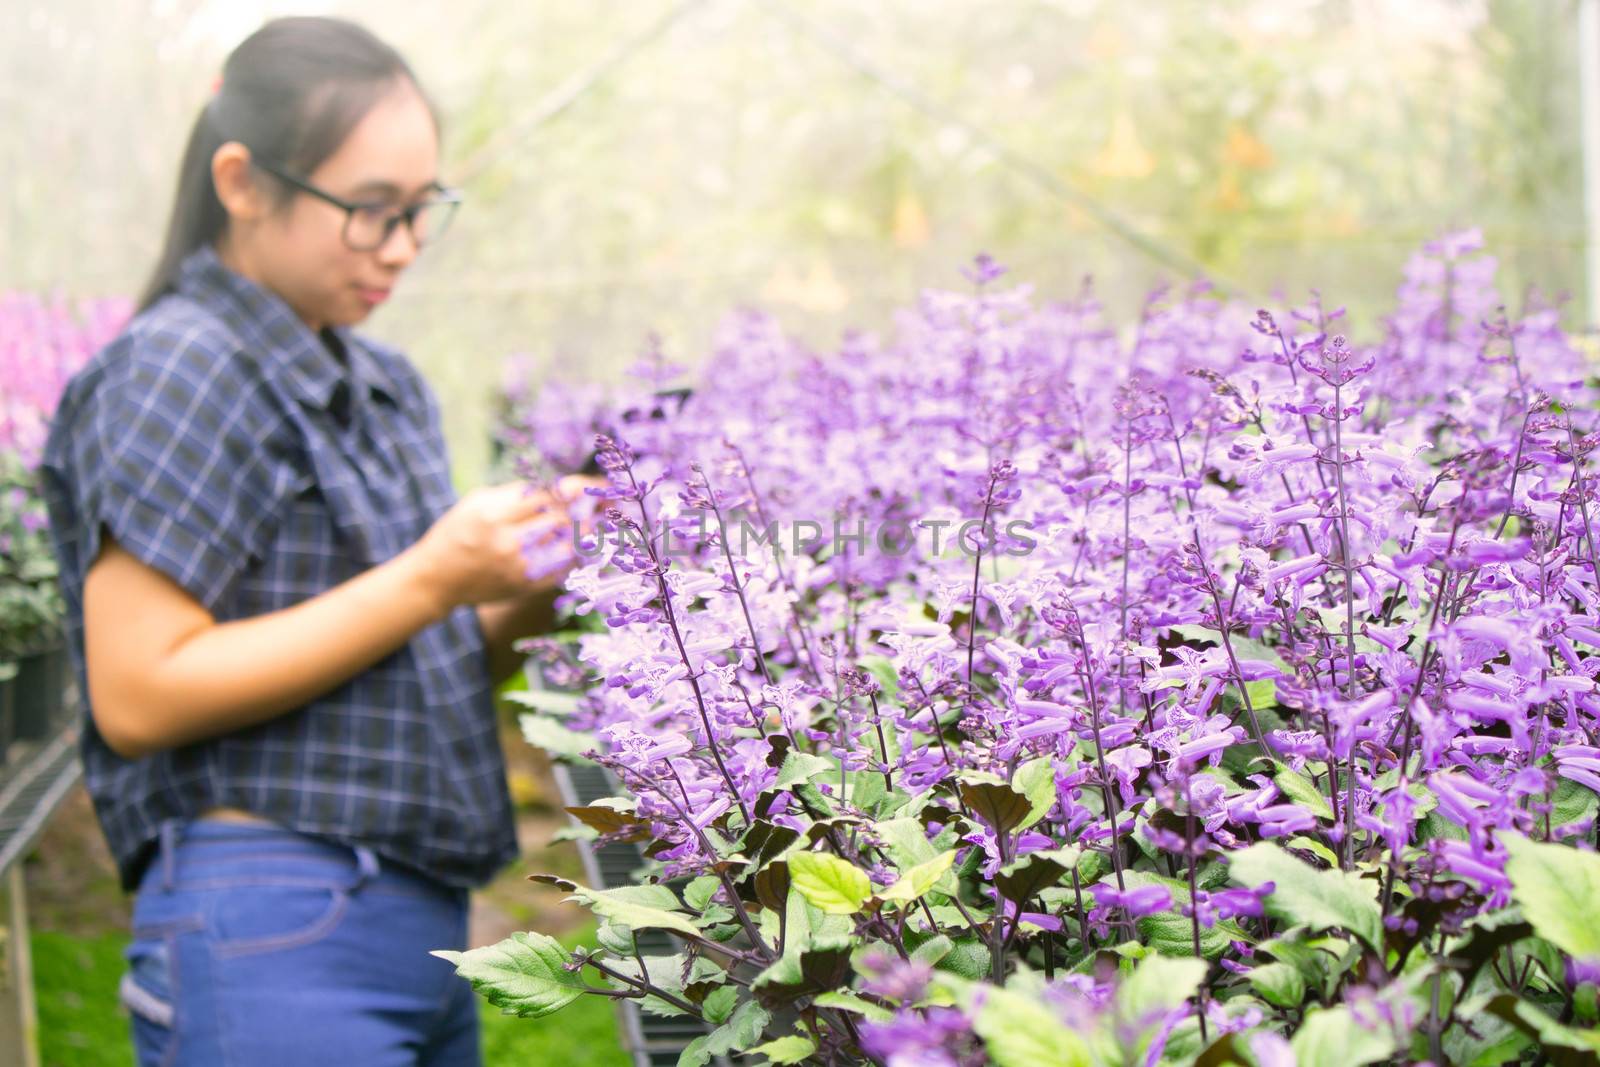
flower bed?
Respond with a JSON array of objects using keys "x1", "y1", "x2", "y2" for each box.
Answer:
[{"x1": 449, "y1": 233, "x2": 1600, "y2": 1066}]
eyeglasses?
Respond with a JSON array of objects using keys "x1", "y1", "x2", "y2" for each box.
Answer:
[{"x1": 250, "y1": 157, "x2": 462, "y2": 252}]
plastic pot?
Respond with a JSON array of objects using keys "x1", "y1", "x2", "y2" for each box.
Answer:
[
  {"x1": 15, "y1": 641, "x2": 65, "y2": 741},
  {"x1": 0, "y1": 666, "x2": 16, "y2": 769}
]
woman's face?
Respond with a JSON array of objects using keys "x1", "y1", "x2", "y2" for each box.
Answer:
[{"x1": 241, "y1": 79, "x2": 441, "y2": 333}]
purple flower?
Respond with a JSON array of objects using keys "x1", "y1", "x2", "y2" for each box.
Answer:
[
  {"x1": 1092, "y1": 883, "x2": 1173, "y2": 918},
  {"x1": 960, "y1": 253, "x2": 1009, "y2": 287},
  {"x1": 476, "y1": 235, "x2": 1600, "y2": 1057},
  {"x1": 859, "y1": 1007, "x2": 975, "y2": 1067}
]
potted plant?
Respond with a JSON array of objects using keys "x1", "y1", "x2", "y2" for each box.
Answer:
[{"x1": 0, "y1": 293, "x2": 128, "y2": 756}]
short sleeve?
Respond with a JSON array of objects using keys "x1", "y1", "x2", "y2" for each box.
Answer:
[{"x1": 42, "y1": 324, "x2": 301, "y2": 616}]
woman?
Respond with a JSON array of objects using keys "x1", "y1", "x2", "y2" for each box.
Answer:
[{"x1": 38, "y1": 17, "x2": 576, "y2": 1065}]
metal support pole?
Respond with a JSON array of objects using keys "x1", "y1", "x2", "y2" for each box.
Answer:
[{"x1": 0, "y1": 865, "x2": 40, "y2": 1067}]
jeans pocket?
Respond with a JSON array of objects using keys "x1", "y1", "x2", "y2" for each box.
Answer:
[
  {"x1": 206, "y1": 881, "x2": 350, "y2": 958},
  {"x1": 121, "y1": 936, "x2": 179, "y2": 1067}
]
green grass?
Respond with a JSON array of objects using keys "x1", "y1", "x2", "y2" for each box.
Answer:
[
  {"x1": 31, "y1": 925, "x2": 629, "y2": 1067},
  {"x1": 31, "y1": 929, "x2": 132, "y2": 1067}
]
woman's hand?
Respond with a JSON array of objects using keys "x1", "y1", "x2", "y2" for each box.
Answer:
[
  {"x1": 406, "y1": 482, "x2": 573, "y2": 612},
  {"x1": 407, "y1": 475, "x2": 608, "y2": 615},
  {"x1": 468, "y1": 474, "x2": 608, "y2": 685}
]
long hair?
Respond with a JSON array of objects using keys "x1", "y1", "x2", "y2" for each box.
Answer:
[{"x1": 138, "y1": 17, "x2": 437, "y2": 312}]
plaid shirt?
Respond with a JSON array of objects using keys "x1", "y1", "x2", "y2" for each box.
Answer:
[{"x1": 39, "y1": 245, "x2": 517, "y2": 893}]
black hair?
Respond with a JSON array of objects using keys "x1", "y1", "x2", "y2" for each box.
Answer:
[{"x1": 138, "y1": 16, "x2": 437, "y2": 312}]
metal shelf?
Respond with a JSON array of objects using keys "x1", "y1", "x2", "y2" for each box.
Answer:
[{"x1": 0, "y1": 715, "x2": 80, "y2": 879}]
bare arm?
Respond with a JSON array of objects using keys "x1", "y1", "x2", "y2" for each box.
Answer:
[{"x1": 84, "y1": 482, "x2": 561, "y2": 760}]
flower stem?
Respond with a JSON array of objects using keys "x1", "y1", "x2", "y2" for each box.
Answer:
[
  {"x1": 623, "y1": 466, "x2": 753, "y2": 827},
  {"x1": 966, "y1": 469, "x2": 1002, "y2": 687}
]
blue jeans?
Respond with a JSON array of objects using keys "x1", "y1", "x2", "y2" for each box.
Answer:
[{"x1": 119, "y1": 817, "x2": 480, "y2": 1066}]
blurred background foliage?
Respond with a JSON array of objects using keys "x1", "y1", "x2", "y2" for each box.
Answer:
[{"x1": 2, "y1": 0, "x2": 1588, "y2": 480}]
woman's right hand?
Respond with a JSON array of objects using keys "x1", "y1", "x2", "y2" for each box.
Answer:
[{"x1": 407, "y1": 482, "x2": 575, "y2": 612}]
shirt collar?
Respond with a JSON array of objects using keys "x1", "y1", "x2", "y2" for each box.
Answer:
[{"x1": 176, "y1": 244, "x2": 400, "y2": 411}]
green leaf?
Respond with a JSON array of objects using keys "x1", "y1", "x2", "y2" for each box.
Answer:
[
  {"x1": 788, "y1": 851, "x2": 872, "y2": 915},
  {"x1": 1244, "y1": 676, "x2": 1277, "y2": 709},
  {"x1": 569, "y1": 884, "x2": 702, "y2": 939},
  {"x1": 1291, "y1": 1005, "x2": 1407, "y2": 1067},
  {"x1": 1137, "y1": 910, "x2": 1247, "y2": 960},
  {"x1": 813, "y1": 989, "x2": 893, "y2": 1022},
  {"x1": 1285, "y1": 835, "x2": 1341, "y2": 869},
  {"x1": 971, "y1": 985, "x2": 1094, "y2": 1067},
  {"x1": 684, "y1": 875, "x2": 721, "y2": 912},
  {"x1": 1256, "y1": 934, "x2": 1325, "y2": 979},
  {"x1": 605, "y1": 954, "x2": 724, "y2": 1018},
  {"x1": 1230, "y1": 635, "x2": 1292, "y2": 675},
  {"x1": 1370, "y1": 771, "x2": 1439, "y2": 820},
  {"x1": 678, "y1": 998, "x2": 776, "y2": 1067},
  {"x1": 909, "y1": 932, "x2": 989, "y2": 980},
  {"x1": 504, "y1": 687, "x2": 583, "y2": 715},
  {"x1": 1501, "y1": 832, "x2": 1600, "y2": 962},
  {"x1": 700, "y1": 985, "x2": 739, "y2": 1026},
  {"x1": 1075, "y1": 848, "x2": 1110, "y2": 886},
  {"x1": 1419, "y1": 809, "x2": 1469, "y2": 842},
  {"x1": 775, "y1": 751, "x2": 836, "y2": 792},
  {"x1": 518, "y1": 714, "x2": 598, "y2": 759},
  {"x1": 1513, "y1": 936, "x2": 1568, "y2": 993},
  {"x1": 775, "y1": 885, "x2": 846, "y2": 953},
  {"x1": 790, "y1": 781, "x2": 837, "y2": 820},
  {"x1": 1010, "y1": 757, "x2": 1057, "y2": 831},
  {"x1": 879, "y1": 850, "x2": 958, "y2": 904},
  {"x1": 750, "y1": 1035, "x2": 818, "y2": 1064},
  {"x1": 1195, "y1": 766, "x2": 1246, "y2": 796},
  {"x1": 550, "y1": 824, "x2": 599, "y2": 844},
  {"x1": 1442, "y1": 995, "x2": 1534, "y2": 1067},
  {"x1": 1114, "y1": 955, "x2": 1207, "y2": 1062},
  {"x1": 667, "y1": 1031, "x2": 732, "y2": 1067},
  {"x1": 1552, "y1": 777, "x2": 1600, "y2": 830},
  {"x1": 595, "y1": 922, "x2": 638, "y2": 956},
  {"x1": 430, "y1": 931, "x2": 586, "y2": 1019},
  {"x1": 875, "y1": 817, "x2": 940, "y2": 871},
  {"x1": 1272, "y1": 761, "x2": 1334, "y2": 820},
  {"x1": 1245, "y1": 962, "x2": 1306, "y2": 1009},
  {"x1": 846, "y1": 768, "x2": 888, "y2": 812},
  {"x1": 1484, "y1": 994, "x2": 1600, "y2": 1054},
  {"x1": 909, "y1": 934, "x2": 954, "y2": 967},
  {"x1": 1170, "y1": 624, "x2": 1218, "y2": 645},
  {"x1": 751, "y1": 937, "x2": 854, "y2": 997},
  {"x1": 1229, "y1": 842, "x2": 1384, "y2": 952}
]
